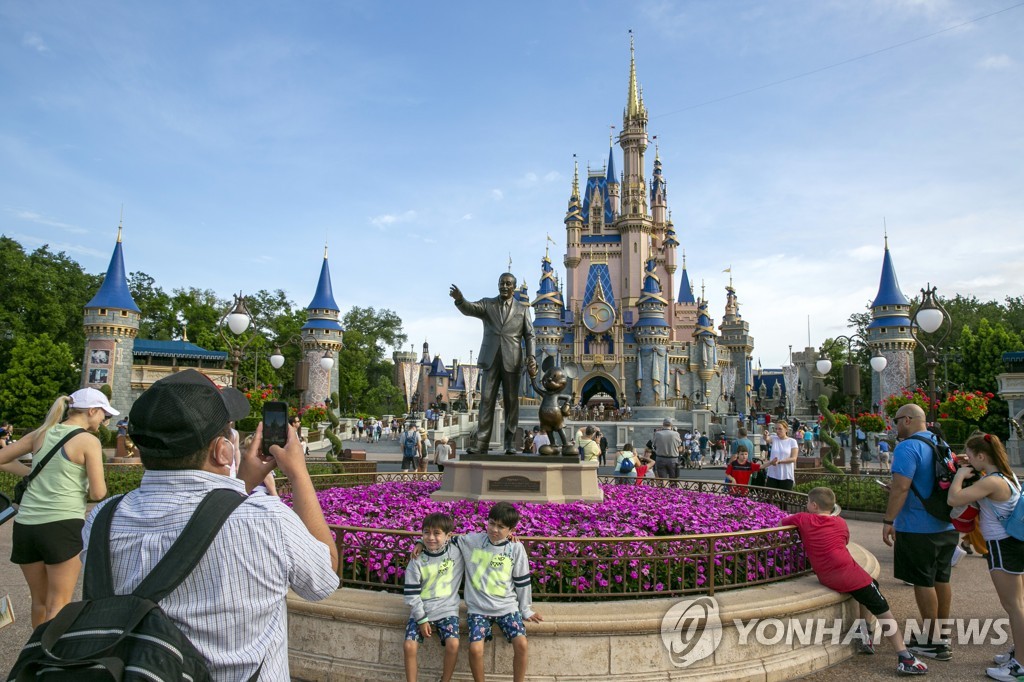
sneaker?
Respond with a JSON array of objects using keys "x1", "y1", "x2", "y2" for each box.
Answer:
[
  {"x1": 951, "y1": 544, "x2": 967, "y2": 567},
  {"x1": 961, "y1": 539, "x2": 975, "y2": 555},
  {"x1": 986, "y1": 659, "x2": 1024, "y2": 681},
  {"x1": 858, "y1": 636, "x2": 876, "y2": 655},
  {"x1": 909, "y1": 637, "x2": 952, "y2": 661},
  {"x1": 995, "y1": 649, "x2": 1016, "y2": 666},
  {"x1": 896, "y1": 654, "x2": 928, "y2": 675}
]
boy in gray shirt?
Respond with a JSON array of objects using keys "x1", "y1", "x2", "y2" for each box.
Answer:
[
  {"x1": 403, "y1": 512, "x2": 463, "y2": 682},
  {"x1": 458, "y1": 501, "x2": 542, "y2": 682}
]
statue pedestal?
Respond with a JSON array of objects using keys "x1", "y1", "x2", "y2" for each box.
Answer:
[{"x1": 431, "y1": 455, "x2": 603, "y2": 503}]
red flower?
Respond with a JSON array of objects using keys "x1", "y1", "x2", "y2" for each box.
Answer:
[{"x1": 986, "y1": 392, "x2": 995, "y2": 399}]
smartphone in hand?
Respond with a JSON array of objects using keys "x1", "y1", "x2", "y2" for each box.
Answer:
[{"x1": 262, "y1": 401, "x2": 289, "y2": 457}]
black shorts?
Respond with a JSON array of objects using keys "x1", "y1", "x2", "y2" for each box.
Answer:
[
  {"x1": 893, "y1": 530, "x2": 958, "y2": 587},
  {"x1": 10, "y1": 518, "x2": 85, "y2": 565},
  {"x1": 986, "y1": 536, "x2": 1024, "y2": 574},
  {"x1": 845, "y1": 579, "x2": 891, "y2": 617},
  {"x1": 765, "y1": 477, "x2": 794, "y2": 491}
]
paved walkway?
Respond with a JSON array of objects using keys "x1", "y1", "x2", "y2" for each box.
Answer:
[{"x1": 0, "y1": 441, "x2": 1016, "y2": 679}]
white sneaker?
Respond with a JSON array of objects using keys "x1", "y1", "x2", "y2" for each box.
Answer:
[
  {"x1": 995, "y1": 649, "x2": 1016, "y2": 666},
  {"x1": 951, "y1": 544, "x2": 967, "y2": 567},
  {"x1": 986, "y1": 658, "x2": 1024, "y2": 681}
]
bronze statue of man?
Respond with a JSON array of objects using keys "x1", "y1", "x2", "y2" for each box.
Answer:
[{"x1": 450, "y1": 273, "x2": 537, "y2": 454}]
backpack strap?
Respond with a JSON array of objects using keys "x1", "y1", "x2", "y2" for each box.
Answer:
[
  {"x1": 83, "y1": 494, "x2": 129, "y2": 599},
  {"x1": 133, "y1": 488, "x2": 247, "y2": 602},
  {"x1": 905, "y1": 434, "x2": 942, "y2": 503},
  {"x1": 24, "y1": 427, "x2": 87, "y2": 485}
]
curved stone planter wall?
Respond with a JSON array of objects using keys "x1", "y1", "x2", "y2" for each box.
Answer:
[{"x1": 288, "y1": 543, "x2": 878, "y2": 681}]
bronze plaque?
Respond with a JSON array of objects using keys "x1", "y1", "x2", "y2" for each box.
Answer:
[{"x1": 488, "y1": 475, "x2": 541, "y2": 493}]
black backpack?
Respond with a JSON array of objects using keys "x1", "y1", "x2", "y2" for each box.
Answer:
[
  {"x1": 907, "y1": 434, "x2": 959, "y2": 523},
  {"x1": 8, "y1": 489, "x2": 249, "y2": 681}
]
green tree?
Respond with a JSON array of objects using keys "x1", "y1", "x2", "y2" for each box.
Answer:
[
  {"x1": 334, "y1": 307, "x2": 407, "y2": 416},
  {"x1": 129, "y1": 271, "x2": 176, "y2": 340},
  {"x1": 0, "y1": 237, "x2": 100, "y2": 371},
  {"x1": 0, "y1": 334, "x2": 78, "y2": 426}
]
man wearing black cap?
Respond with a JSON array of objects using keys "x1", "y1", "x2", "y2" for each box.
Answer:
[{"x1": 82, "y1": 369, "x2": 339, "y2": 681}]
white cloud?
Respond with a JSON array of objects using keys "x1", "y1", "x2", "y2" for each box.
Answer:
[
  {"x1": 22, "y1": 32, "x2": 49, "y2": 53},
  {"x1": 460, "y1": 213, "x2": 473, "y2": 221},
  {"x1": 978, "y1": 54, "x2": 1014, "y2": 70},
  {"x1": 370, "y1": 210, "x2": 417, "y2": 229},
  {"x1": 490, "y1": 189, "x2": 504, "y2": 201},
  {"x1": 8, "y1": 209, "x2": 87, "y2": 233}
]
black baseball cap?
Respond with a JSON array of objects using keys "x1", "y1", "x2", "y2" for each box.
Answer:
[{"x1": 129, "y1": 369, "x2": 250, "y2": 459}]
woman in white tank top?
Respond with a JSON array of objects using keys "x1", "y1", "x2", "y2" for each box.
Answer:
[{"x1": 947, "y1": 432, "x2": 1024, "y2": 678}]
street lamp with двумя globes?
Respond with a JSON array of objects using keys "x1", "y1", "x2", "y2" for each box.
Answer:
[{"x1": 816, "y1": 335, "x2": 887, "y2": 475}]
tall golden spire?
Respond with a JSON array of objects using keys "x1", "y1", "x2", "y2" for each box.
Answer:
[
  {"x1": 626, "y1": 30, "x2": 645, "y2": 120},
  {"x1": 572, "y1": 155, "x2": 579, "y2": 199}
]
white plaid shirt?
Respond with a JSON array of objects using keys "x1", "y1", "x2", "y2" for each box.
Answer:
[{"x1": 82, "y1": 470, "x2": 338, "y2": 681}]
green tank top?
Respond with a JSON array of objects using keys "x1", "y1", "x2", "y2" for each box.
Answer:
[{"x1": 18, "y1": 423, "x2": 94, "y2": 525}]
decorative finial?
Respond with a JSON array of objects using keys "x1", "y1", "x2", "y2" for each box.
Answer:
[
  {"x1": 653, "y1": 134, "x2": 659, "y2": 160},
  {"x1": 545, "y1": 233, "x2": 556, "y2": 259},
  {"x1": 883, "y1": 217, "x2": 888, "y2": 250},
  {"x1": 572, "y1": 154, "x2": 579, "y2": 197},
  {"x1": 117, "y1": 205, "x2": 124, "y2": 243},
  {"x1": 181, "y1": 324, "x2": 189, "y2": 342},
  {"x1": 682, "y1": 249, "x2": 686, "y2": 269},
  {"x1": 610, "y1": 124, "x2": 615, "y2": 147},
  {"x1": 701, "y1": 279, "x2": 706, "y2": 301},
  {"x1": 508, "y1": 253, "x2": 512, "y2": 272}
]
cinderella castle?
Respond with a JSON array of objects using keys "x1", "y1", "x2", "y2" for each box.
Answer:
[{"x1": 396, "y1": 39, "x2": 755, "y2": 423}]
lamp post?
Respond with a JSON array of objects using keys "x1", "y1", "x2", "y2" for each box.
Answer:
[
  {"x1": 219, "y1": 292, "x2": 260, "y2": 389},
  {"x1": 816, "y1": 334, "x2": 888, "y2": 475},
  {"x1": 909, "y1": 284, "x2": 951, "y2": 424}
]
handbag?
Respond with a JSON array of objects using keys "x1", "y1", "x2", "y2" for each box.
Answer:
[{"x1": 13, "y1": 428, "x2": 85, "y2": 505}]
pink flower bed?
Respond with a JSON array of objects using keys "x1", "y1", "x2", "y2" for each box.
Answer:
[{"x1": 307, "y1": 481, "x2": 807, "y2": 597}]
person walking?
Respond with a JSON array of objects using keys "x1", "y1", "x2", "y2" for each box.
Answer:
[
  {"x1": 882, "y1": 403, "x2": 957, "y2": 662},
  {"x1": 0, "y1": 388, "x2": 115, "y2": 626},
  {"x1": 765, "y1": 421, "x2": 799, "y2": 491},
  {"x1": 652, "y1": 419, "x2": 682, "y2": 480}
]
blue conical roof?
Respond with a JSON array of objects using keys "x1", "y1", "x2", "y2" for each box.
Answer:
[
  {"x1": 306, "y1": 256, "x2": 340, "y2": 311},
  {"x1": 606, "y1": 146, "x2": 618, "y2": 185},
  {"x1": 677, "y1": 266, "x2": 695, "y2": 304},
  {"x1": 871, "y1": 246, "x2": 909, "y2": 307},
  {"x1": 85, "y1": 238, "x2": 140, "y2": 312},
  {"x1": 640, "y1": 259, "x2": 663, "y2": 296}
]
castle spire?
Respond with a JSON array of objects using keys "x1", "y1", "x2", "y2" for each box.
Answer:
[
  {"x1": 85, "y1": 225, "x2": 140, "y2": 312},
  {"x1": 307, "y1": 251, "x2": 340, "y2": 311},
  {"x1": 677, "y1": 251, "x2": 695, "y2": 304},
  {"x1": 625, "y1": 30, "x2": 646, "y2": 120},
  {"x1": 606, "y1": 138, "x2": 618, "y2": 185},
  {"x1": 871, "y1": 241, "x2": 909, "y2": 307}
]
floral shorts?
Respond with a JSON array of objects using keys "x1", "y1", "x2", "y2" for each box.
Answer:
[
  {"x1": 467, "y1": 612, "x2": 526, "y2": 643},
  {"x1": 405, "y1": 616, "x2": 460, "y2": 644}
]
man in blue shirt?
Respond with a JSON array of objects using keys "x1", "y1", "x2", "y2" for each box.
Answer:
[{"x1": 882, "y1": 404, "x2": 956, "y2": 662}]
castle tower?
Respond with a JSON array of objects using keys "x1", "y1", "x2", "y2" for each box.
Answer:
[
  {"x1": 532, "y1": 254, "x2": 566, "y2": 364},
  {"x1": 563, "y1": 158, "x2": 583, "y2": 306},
  {"x1": 633, "y1": 258, "x2": 670, "y2": 404},
  {"x1": 301, "y1": 247, "x2": 344, "y2": 406},
  {"x1": 672, "y1": 252, "x2": 699, "y2": 343},
  {"x1": 606, "y1": 141, "x2": 620, "y2": 216},
  {"x1": 692, "y1": 296, "x2": 719, "y2": 405},
  {"x1": 427, "y1": 355, "x2": 451, "y2": 409},
  {"x1": 82, "y1": 222, "x2": 140, "y2": 409},
  {"x1": 868, "y1": 237, "x2": 915, "y2": 408},
  {"x1": 617, "y1": 35, "x2": 651, "y2": 310},
  {"x1": 718, "y1": 275, "x2": 755, "y2": 416}
]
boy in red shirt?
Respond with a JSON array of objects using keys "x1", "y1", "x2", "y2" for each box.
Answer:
[
  {"x1": 782, "y1": 487, "x2": 928, "y2": 676},
  {"x1": 724, "y1": 445, "x2": 759, "y2": 495}
]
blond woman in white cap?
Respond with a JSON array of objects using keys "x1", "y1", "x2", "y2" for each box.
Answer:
[{"x1": 0, "y1": 387, "x2": 116, "y2": 626}]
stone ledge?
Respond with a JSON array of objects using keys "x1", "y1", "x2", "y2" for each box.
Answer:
[{"x1": 288, "y1": 542, "x2": 877, "y2": 680}]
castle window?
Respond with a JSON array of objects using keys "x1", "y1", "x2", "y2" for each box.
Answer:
[
  {"x1": 633, "y1": 243, "x2": 637, "y2": 253},
  {"x1": 899, "y1": 327, "x2": 906, "y2": 333},
  {"x1": 100, "y1": 309, "x2": 107, "y2": 316},
  {"x1": 121, "y1": 310, "x2": 128, "y2": 317}
]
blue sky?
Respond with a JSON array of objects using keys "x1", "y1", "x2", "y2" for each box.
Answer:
[{"x1": 2, "y1": 0, "x2": 1021, "y2": 368}]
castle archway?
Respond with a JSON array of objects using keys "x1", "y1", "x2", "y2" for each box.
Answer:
[{"x1": 580, "y1": 374, "x2": 620, "y2": 409}]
